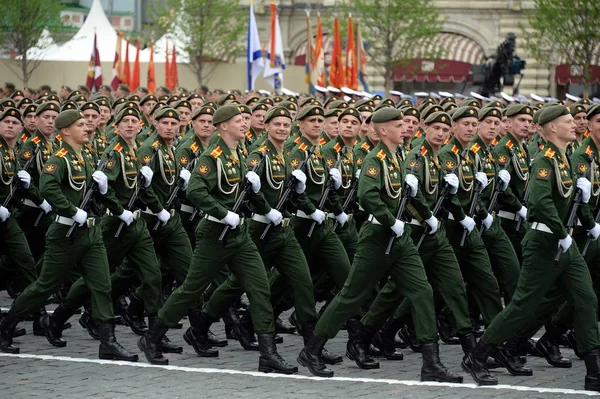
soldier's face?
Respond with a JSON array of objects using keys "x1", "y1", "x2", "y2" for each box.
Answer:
[
  {"x1": 478, "y1": 117, "x2": 500, "y2": 143},
  {"x1": 82, "y1": 109, "x2": 100, "y2": 132},
  {"x1": 453, "y1": 117, "x2": 478, "y2": 146},
  {"x1": 552, "y1": 114, "x2": 576, "y2": 143},
  {"x1": 36, "y1": 110, "x2": 58, "y2": 136},
  {"x1": 266, "y1": 116, "x2": 292, "y2": 144},
  {"x1": 143, "y1": 101, "x2": 157, "y2": 117},
  {"x1": 324, "y1": 117, "x2": 339, "y2": 139},
  {"x1": 24, "y1": 113, "x2": 36, "y2": 132},
  {"x1": 222, "y1": 115, "x2": 246, "y2": 140},
  {"x1": 241, "y1": 113, "x2": 251, "y2": 131},
  {"x1": 378, "y1": 119, "x2": 405, "y2": 146},
  {"x1": 177, "y1": 107, "x2": 191, "y2": 126},
  {"x1": 425, "y1": 122, "x2": 451, "y2": 149},
  {"x1": 574, "y1": 113, "x2": 587, "y2": 135},
  {"x1": 589, "y1": 115, "x2": 600, "y2": 140},
  {"x1": 339, "y1": 116, "x2": 360, "y2": 141},
  {"x1": 99, "y1": 106, "x2": 111, "y2": 126},
  {"x1": 156, "y1": 117, "x2": 179, "y2": 142},
  {"x1": 251, "y1": 110, "x2": 266, "y2": 130},
  {"x1": 299, "y1": 116, "x2": 324, "y2": 141},
  {"x1": 510, "y1": 115, "x2": 532, "y2": 140},
  {"x1": 64, "y1": 119, "x2": 89, "y2": 145},
  {"x1": 402, "y1": 115, "x2": 419, "y2": 138},
  {"x1": 190, "y1": 98, "x2": 203, "y2": 111},
  {"x1": 117, "y1": 116, "x2": 141, "y2": 141},
  {"x1": 0, "y1": 116, "x2": 22, "y2": 141},
  {"x1": 193, "y1": 115, "x2": 214, "y2": 140}
]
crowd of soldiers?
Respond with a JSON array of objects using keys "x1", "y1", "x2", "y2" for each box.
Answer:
[{"x1": 1, "y1": 80, "x2": 600, "y2": 391}]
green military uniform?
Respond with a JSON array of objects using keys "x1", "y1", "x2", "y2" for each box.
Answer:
[{"x1": 353, "y1": 136, "x2": 377, "y2": 231}]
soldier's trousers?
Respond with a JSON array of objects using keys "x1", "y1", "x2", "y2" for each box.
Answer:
[
  {"x1": 14, "y1": 207, "x2": 53, "y2": 265},
  {"x1": 63, "y1": 216, "x2": 162, "y2": 315},
  {"x1": 0, "y1": 216, "x2": 37, "y2": 287},
  {"x1": 158, "y1": 219, "x2": 275, "y2": 333},
  {"x1": 499, "y1": 214, "x2": 527, "y2": 262},
  {"x1": 178, "y1": 207, "x2": 200, "y2": 248},
  {"x1": 483, "y1": 230, "x2": 600, "y2": 355},
  {"x1": 315, "y1": 223, "x2": 437, "y2": 342},
  {"x1": 203, "y1": 219, "x2": 318, "y2": 328},
  {"x1": 11, "y1": 222, "x2": 114, "y2": 322},
  {"x1": 333, "y1": 217, "x2": 358, "y2": 263}
]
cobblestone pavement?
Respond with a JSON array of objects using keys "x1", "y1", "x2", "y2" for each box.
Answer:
[{"x1": 0, "y1": 293, "x2": 597, "y2": 399}]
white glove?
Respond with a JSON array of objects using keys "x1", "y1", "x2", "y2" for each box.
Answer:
[
  {"x1": 577, "y1": 177, "x2": 592, "y2": 204},
  {"x1": 355, "y1": 169, "x2": 361, "y2": 179},
  {"x1": 517, "y1": 206, "x2": 527, "y2": 220},
  {"x1": 482, "y1": 214, "x2": 494, "y2": 231},
  {"x1": 39, "y1": 200, "x2": 52, "y2": 214},
  {"x1": 292, "y1": 169, "x2": 307, "y2": 194},
  {"x1": 0, "y1": 205, "x2": 10, "y2": 222},
  {"x1": 72, "y1": 207, "x2": 88, "y2": 226},
  {"x1": 309, "y1": 209, "x2": 325, "y2": 225},
  {"x1": 222, "y1": 210, "x2": 240, "y2": 228},
  {"x1": 17, "y1": 170, "x2": 31, "y2": 189},
  {"x1": 588, "y1": 223, "x2": 600, "y2": 241},
  {"x1": 498, "y1": 169, "x2": 511, "y2": 190},
  {"x1": 335, "y1": 212, "x2": 349, "y2": 227},
  {"x1": 92, "y1": 171, "x2": 108, "y2": 195},
  {"x1": 444, "y1": 173, "x2": 459, "y2": 194},
  {"x1": 329, "y1": 168, "x2": 342, "y2": 190},
  {"x1": 391, "y1": 219, "x2": 405, "y2": 237},
  {"x1": 118, "y1": 210, "x2": 135, "y2": 226},
  {"x1": 475, "y1": 172, "x2": 488, "y2": 187},
  {"x1": 156, "y1": 209, "x2": 171, "y2": 225},
  {"x1": 558, "y1": 235, "x2": 572, "y2": 252},
  {"x1": 265, "y1": 208, "x2": 283, "y2": 226},
  {"x1": 179, "y1": 169, "x2": 191, "y2": 188},
  {"x1": 424, "y1": 216, "x2": 439, "y2": 235},
  {"x1": 405, "y1": 174, "x2": 418, "y2": 197},
  {"x1": 140, "y1": 166, "x2": 153, "y2": 188},
  {"x1": 246, "y1": 171, "x2": 261, "y2": 193},
  {"x1": 459, "y1": 216, "x2": 476, "y2": 234}
]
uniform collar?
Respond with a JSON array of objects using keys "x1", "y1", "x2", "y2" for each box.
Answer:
[{"x1": 449, "y1": 136, "x2": 464, "y2": 152}]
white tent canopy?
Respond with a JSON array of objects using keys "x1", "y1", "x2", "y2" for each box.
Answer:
[
  {"x1": 25, "y1": 29, "x2": 57, "y2": 60},
  {"x1": 138, "y1": 32, "x2": 189, "y2": 63}
]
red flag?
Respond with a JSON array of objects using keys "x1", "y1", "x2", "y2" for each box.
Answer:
[
  {"x1": 165, "y1": 41, "x2": 171, "y2": 89},
  {"x1": 147, "y1": 41, "x2": 156, "y2": 93},
  {"x1": 131, "y1": 40, "x2": 140, "y2": 90},
  {"x1": 169, "y1": 44, "x2": 178, "y2": 90},
  {"x1": 123, "y1": 40, "x2": 131, "y2": 86},
  {"x1": 313, "y1": 14, "x2": 326, "y2": 87},
  {"x1": 111, "y1": 32, "x2": 122, "y2": 90},
  {"x1": 329, "y1": 17, "x2": 344, "y2": 89},
  {"x1": 86, "y1": 33, "x2": 103, "y2": 91},
  {"x1": 345, "y1": 15, "x2": 357, "y2": 90}
]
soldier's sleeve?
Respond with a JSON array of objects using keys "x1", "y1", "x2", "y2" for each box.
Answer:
[
  {"x1": 17, "y1": 141, "x2": 44, "y2": 205},
  {"x1": 322, "y1": 147, "x2": 344, "y2": 215},
  {"x1": 403, "y1": 155, "x2": 433, "y2": 221},
  {"x1": 40, "y1": 156, "x2": 77, "y2": 217},
  {"x1": 438, "y1": 151, "x2": 466, "y2": 220},
  {"x1": 100, "y1": 148, "x2": 125, "y2": 216},
  {"x1": 572, "y1": 154, "x2": 595, "y2": 229},
  {"x1": 186, "y1": 154, "x2": 229, "y2": 219},
  {"x1": 138, "y1": 144, "x2": 164, "y2": 213},
  {"x1": 494, "y1": 145, "x2": 523, "y2": 212},
  {"x1": 358, "y1": 156, "x2": 396, "y2": 228},
  {"x1": 288, "y1": 148, "x2": 317, "y2": 215},
  {"x1": 246, "y1": 151, "x2": 271, "y2": 215},
  {"x1": 528, "y1": 157, "x2": 568, "y2": 238}
]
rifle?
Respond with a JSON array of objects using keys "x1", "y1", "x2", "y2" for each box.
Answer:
[
  {"x1": 386, "y1": 153, "x2": 419, "y2": 259},
  {"x1": 416, "y1": 149, "x2": 468, "y2": 249},
  {"x1": 260, "y1": 145, "x2": 315, "y2": 241},
  {"x1": 152, "y1": 145, "x2": 197, "y2": 231},
  {"x1": 114, "y1": 145, "x2": 161, "y2": 238},
  {"x1": 479, "y1": 148, "x2": 516, "y2": 234},
  {"x1": 66, "y1": 150, "x2": 116, "y2": 240},
  {"x1": 2, "y1": 144, "x2": 41, "y2": 211},
  {"x1": 219, "y1": 152, "x2": 267, "y2": 243},
  {"x1": 307, "y1": 149, "x2": 345, "y2": 238},
  {"x1": 460, "y1": 157, "x2": 485, "y2": 247},
  {"x1": 188, "y1": 207, "x2": 204, "y2": 223}
]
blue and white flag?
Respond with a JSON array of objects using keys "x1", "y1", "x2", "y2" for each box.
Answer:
[
  {"x1": 264, "y1": 3, "x2": 286, "y2": 91},
  {"x1": 247, "y1": 4, "x2": 264, "y2": 91}
]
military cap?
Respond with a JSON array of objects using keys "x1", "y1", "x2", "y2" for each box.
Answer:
[
  {"x1": 478, "y1": 107, "x2": 502, "y2": 121},
  {"x1": 127, "y1": 94, "x2": 141, "y2": 102},
  {"x1": 264, "y1": 106, "x2": 292, "y2": 124},
  {"x1": 67, "y1": 90, "x2": 82, "y2": 99},
  {"x1": 203, "y1": 101, "x2": 218, "y2": 109},
  {"x1": 158, "y1": 95, "x2": 169, "y2": 102},
  {"x1": 439, "y1": 97, "x2": 456, "y2": 107},
  {"x1": 371, "y1": 107, "x2": 403, "y2": 123},
  {"x1": 112, "y1": 97, "x2": 128, "y2": 109},
  {"x1": 114, "y1": 106, "x2": 141, "y2": 125},
  {"x1": 89, "y1": 93, "x2": 106, "y2": 101},
  {"x1": 154, "y1": 107, "x2": 180, "y2": 121},
  {"x1": 322, "y1": 97, "x2": 336, "y2": 108},
  {"x1": 364, "y1": 114, "x2": 373, "y2": 124},
  {"x1": 77, "y1": 85, "x2": 91, "y2": 93},
  {"x1": 379, "y1": 98, "x2": 396, "y2": 107},
  {"x1": 587, "y1": 104, "x2": 600, "y2": 120},
  {"x1": 213, "y1": 89, "x2": 225, "y2": 94},
  {"x1": 397, "y1": 98, "x2": 413, "y2": 107},
  {"x1": 296, "y1": 105, "x2": 324, "y2": 120},
  {"x1": 447, "y1": 107, "x2": 459, "y2": 117},
  {"x1": 231, "y1": 89, "x2": 242, "y2": 96},
  {"x1": 174, "y1": 100, "x2": 192, "y2": 111},
  {"x1": 348, "y1": 98, "x2": 357, "y2": 105},
  {"x1": 374, "y1": 102, "x2": 394, "y2": 111},
  {"x1": 299, "y1": 97, "x2": 317, "y2": 107},
  {"x1": 328, "y1": 100, "x2": 350, "y2": 109},
  {"x1": 60, "y1": 101, "x2": 78, "y2": 112},
  {"x1": 505, "y1": 104, "x2": 533, "y2": 117},
  {"x1": 272, "y1": 96, "x2": 284, "y2": 103},
  {"x1": 339, "y1": 107, "x2": 363, "y2": 123},
  {"x1": 0, "y1": 107, "x2": 21, "y2": 122},
  {"x1": 94, "y1": 97, "x2": 111, "y2": 108},
  {"x1": 371, "y1": 94, "x2": 383, "y2": 101},
  {"x1": 532, "y1": 109, "x2": 542, "y2": 124},
  {"x1": 452, "y1": 106, "x2": 479, "y2": 122},
  {"x1": 158, "y1": 86, "x2": 171, "y2": 94},
  {"x1": 424, "y1": 111, "x2": 452, "y2": 127},
  {"x1": 356, "y1": 105, "x2": 374, "y2": 113},
  {"x1": 421, "y1": 104, "x2": 444, "y2": 120},
  {"x1": 115, "y1": 101, "x2": 140, "y2": 115},
  {"x1": 217, "y1": 93, "x2": 237, "y2": 105},
  {"x1": 149, "y1": 102, "x2": 166, "y2": 115},
  {"x1": 443, "y1": 102, "x2": 458, "y2": 112},
  {"x1": 459, "y1": 98, "x2": 480, "y2": 108},
  {"x1": 186, "y1": 93, "x2": 203, "y2": 101},
  {"x1": 325, "y1": 108, "x2": 343, "y2": 118},
  {"x1": 569, "y1": 104, "x2": 587, "y2": 116},
  {"x1": 251, "y1": 103, "x2": 269, "y2": 113},
  {"x1": 140, "y1": 94, "x2": 158, "y2": 105},
  {"x1": 71, "y1": 94, "x2": 87, "y2": 103},
  {"x1": 22, "y1": 104, "x2": 37, "y2": 116},
  {"x1": 10, "y1": 90, "x2": 24, "y2": 99},
  {"x1": 537, "y1": 105, "x2": 571, "y2": 126},
  {"x1": 99, "y1": 84, "x2": 112, "y2": 92},
  {"x1": 191, "y1": 105, "x2": 216, "y2": 120},
  {"x1": 212, "y1": 104, "x2": 241, "y2": 125},
  {"x1": 80, "y1": 101, "x2": 100, "y2": 113},
  {"x1": 355, "y1": 99, "x2": 375, "y2": 108},
  {"x1": 245, "y1": 96, "x2": 260, "y2": 105},
  {"x1": 575, "y1": 98, "x2": 591, "y2": 106},
  {"x1": 35, "y1": 101, "x2": 60, "y2": 115},
  {"x1": 55, "y1": 109, "x2": 84, "y2": 129},
  {"x1": 0, "y1": 99, "x2": 16, "y2": 108},
  {"x1": 258, "y1": 97, "x2": 274, "y2": 106},
  {"x1": 237, "y1": 104, "x2": 251, "y2": 114},
  {"x1": 17, "y1": 98, "x2": 33, "y2": 108},
  {"x1": 167, "y1": 95, "x2": 181, "y2": 105},
  {"x1": 417, "y1": 101, "x2": 434, "y2": 113},
  {"x1": 487, "y1": 100, "x2": 503, "y2": 108},
  {"x1": 532, "y1": 102, "x2": 544, "y2": 110},
  {"x1": 278, "y1": 101, "x2": 297, "y2": 112},
  {"x1": 0, "y1": 104, "x2": 4, "y2": 112},
  {"x1": 402, "y1": 106, "x2": 420, "y2": 119},
  {"x1": 287, "y1": 96, "x2": 298, "y2": 104},
  {"x1": 421, "y1": 97, "x2": 437, "y2": 107}
]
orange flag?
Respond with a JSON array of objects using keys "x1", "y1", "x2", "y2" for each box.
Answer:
[
  {"x1": 165, "y1": 41, "x2": 171, "y2": 89},
  {"x1": 169, "y1": 44, "x2": 178, "y2": 90},
  {"x1": 131, "y1": 39, "x2": 140, "y2": 90},
  {"x1": 329, "y1": 17, "x2": 344, "y2": 89},
  {"x1": 345, "y1": 15, "x2": 357, "y2": 90},
  {"x1": 147, "y1": 41, "x2": 156, "y2": 93},
  {"x1": 123, "y1": 40, "x2": 131, "y2": 86}
]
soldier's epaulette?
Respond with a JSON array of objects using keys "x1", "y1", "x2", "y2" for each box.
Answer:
[
  {"x1": 491, "y1": 138, "x2": 498, "y2": 146},
  {"x1": 20, "y1": 133, "x2": 28, "y2": 143},
  {"x1": 376, "y1": 149, "x2": 386, "y2": 161},
  {"x1": 210, "y1": 146, "x2": 223, "y2": 158},
  {"x1": 470, "y1": 143, "x2": 481, "y2": 153},
  {"x1": 333, "y1": 142, "x2": 342, "y2": 153},
  {"x1": 585, "y1": 129, "x2": 590, "y2": 138},
  {"x1": 539, "y1": 144, "x2": 545, "y2": 151},
  {"x1": 31, "y1": 136, "x2": 41, "y2": 145},
  {"x1": 298, "y1": 143, "x2": 308, "y2": 152},
  {"x1": 151, "y1": 140, "x2": 160, "y2": 148},
  {"x1": 294, "y1": 136, "x2": 301, "y2": 144},
  {"x1": 353, "y1": 138, "x2": 359, "y2": 145},
  {"x1": 420, "y1": 146, "x2": 428, "y2": 157},
  {"x1": 444, "y1": 138, "x2": 451, "y2": 146},
  {"x1": 361, "y1": 141, "x2": 370, "y2": 151},
  {"x1": 585, "y1": 145, "x2": 594, "y2": 157},
  {"x1": 506, "y1": 140, "x2": 514, "y2": 149},
  {"x1": 544, "y1": 148, "x2": 555, "y2": 158},
  {"x1": 245, "y1": 131, "x2": 253, "y2": 139},
  {"x1": 258, "y1": 145, "x2": 269, "y2": 153},
  {"x1": 318, "y1": 137, "x2": 327, "y2": 146},
  {"x1": 55, "y1": 148, "x2": 68, "y2": 158},
  {"x1": 56, "y1": 134, "x2": 62, "y2": 141},
  {"x1": 415, "y1": 130, "x2": 422, "y2": 138},
  {"x1": 139, "y1": 120, "x2": 145, "y2": 127},
  {"x1": 113, "y1": 143, "x2": 123, "y2": 153},
  {"x1": 451, "y1": 145, "x2": 459, "y2": 155},
  {"x1": 190, "y1": 142, "x2": 199, "y2": 153}
]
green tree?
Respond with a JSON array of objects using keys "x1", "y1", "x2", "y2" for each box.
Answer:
[
  {"x1": 0, "y1": 0, "x2": 63, "y2": 85},
  {"x1": 340, "y1": 0, "x2": 446, "y2": 93},
  {"x1": 153, "y1": 0, "x2": 246, "y2": 84},
  {"x1": 520, "y1": 0, "x2": 600, "y2": 98}
]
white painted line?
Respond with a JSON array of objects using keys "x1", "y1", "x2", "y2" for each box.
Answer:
[{"x1": 0, "y1": 353, "x2": 597, "y2": 396}]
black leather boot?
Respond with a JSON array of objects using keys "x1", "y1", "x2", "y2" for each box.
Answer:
[
  {"x1": 346, "y1": 324, "x2": 380, "y2": 369},
  {"x1": 257, "y1": 333, "x2": 298, "y2": 374},
  {"x1": 42, "y1": 304, "x2": 75, "y2": 347},
  {"x1": 566, "y1": 330, "x2": 583, "y2": 359},
  {"x1": 459, "y1": 332, "x2": 500, "y2": 369},
  {"x1": 584, "y1": 349, "x2": 600, "y2": 391},
  {"x1": 420, "y1": 342, "x2": 463, "y2": 383},
  {"x1": 494, "y1": 343, "x2": 533, "y2": 376},
  {"x1": 301, "y1": 326, "x2": 342, "y2": 365},
  {"x1": 121, "y1": 293, "x2": 148, "y2": 336},
  {"x1": 398, "y1": 325, "x2": 422, "y2": 352},
  {"x1": 79, "y1": 310, "x2": 100, "y2": 340},
  {"x1": 275, "y1": 316, "x2": 296, "y2": 334},
  {"x1": 437, "y1": 310, "x2": 460, "y2": 345},
  {"x1": 222, "y1": 307, "x2": 236, "y2": 339},
  {"x1": 288, "y1": 310, "x2": 304, "y2": 336},
  {"x1": 535, "y1": 322, "x2": 572, "y2": 368},
  {"x1": 461, "y1": 338, "x2": 498, "y2": 385},
  {"x1": 372, "y1": 319, "x2": 404, "y2": 361},
  {"x1": 207, "y1": 329, "x2": 228, "y2": 347},
  {"x1": 0, "y1": 311, "x2": 21, "y2": 353},
  {"x1": 231, "y1": 311, "x2": 259, "y2": 351},
  {"x1": 32, "y1": 309, "x2": 46, "y2": 336},
  {"x1": 297, "y1": 328, "x2": 333, "y2": 377},
  {"x1": 113, "y1": 295, "x2": 128, "y2": 325},
  {"x1": 184, "y1": 310, "x2": 218, "y2": 357},
  {"x1": 97, "y1": 322, "x2": 138, "y2": 361},
  {"x1": 138, "y1": 316, "x2": 169, "y2": 365}
]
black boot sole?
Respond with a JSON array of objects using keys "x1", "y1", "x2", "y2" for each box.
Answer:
[
  {"x1": 0, "y1": 343, "x2": 20, "y2": 354},
  {"x1": 297, "y1": 351, "x2": 334, "y2": 377},
  {"x1": 258, "y1": 358, "x2": 298, "y2": 374},
  {"x1": 137, "y1": 337, "x2": 168, "y2": 365},
  {"x1": 12, "y1": 327, "x2": 26, "y2": 338},
  {"x1": 535, "y1": 343, "x2": 572, "y2": 368},
  {"x1": 183, "y1": 330, "x2": 219, "y2": 357},
  {"x1": 421, "y1": 373, "x2": 463, "y2": 383},
  {"x1": 461, "y1": 360, "x2": 498, "y2": 385},
  {"x1": 99, "y1": 352, "x2": 139, "y2": 362},
  {"x1": 346, "y1": 350, "x2": 380, "y2": 369}
]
